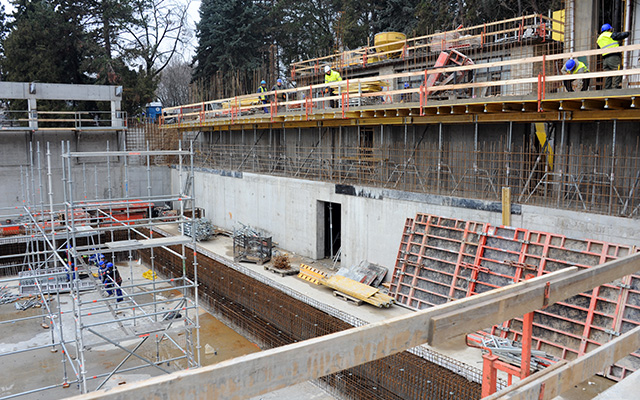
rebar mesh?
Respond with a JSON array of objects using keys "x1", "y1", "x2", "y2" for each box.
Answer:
[
  {"x1": 187, "y1": 139, "x2": 640, "y2": 218},
  {"x1": 137, "y1": 233, "x2": 481, "y2": 400}
]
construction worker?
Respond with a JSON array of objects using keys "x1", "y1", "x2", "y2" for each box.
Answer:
[
  {"x1": 324, "y1": 65, "x2": 342, "y2": 108},
  {"x1": 271, "y1": 78, "x2": 287, "y2": 111},
  {"x1": 597, "y1": 23, "x2": 630, "y2": 89},
  {"x1": 401, "y1": 82, "x2": 412, "y2": 103},
  {"x1": 271, "y1": 79, "x2": 286, "y2": 103},
  {"x1": 103, "y1": 262, "x2": 123, "y2": 302},
  {"x1": 561, "y1": 59, "x2": 590, "y2": 92},
  {"x1": 258, "y1": 80, "x2": 269, "y2": 113}
]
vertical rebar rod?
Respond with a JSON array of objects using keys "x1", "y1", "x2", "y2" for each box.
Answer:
[
  {"x1": 557, "y1": 118, "x2": 566, "y2": 207},
  {"x1": 507, "y1": 121, "x2": 512, "y2": 188},
  {"x1": 609, "y1": 120, "x2": 617, "y2": 214},
  {"x1": 437, "y1": 123, "x2": 442, "y2": 194}
]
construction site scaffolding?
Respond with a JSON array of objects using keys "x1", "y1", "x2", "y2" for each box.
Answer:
[{"x1": 0, "y1": 140, "x2": 200, "y2": 399}]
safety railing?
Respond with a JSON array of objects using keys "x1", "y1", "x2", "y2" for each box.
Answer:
[
  {"x1": 162, "y1": 43, "x2": 640, "y2": 129},
  {"x1": 290, "y1": 13, "x2": 563, "y2": 78},
  {"x1": 0, "y1": 110, "x2": 126, "y2": 131}
]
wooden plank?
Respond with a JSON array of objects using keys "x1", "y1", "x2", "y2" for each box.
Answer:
[
  {"x1": 605, "y1": 98, "x2": 631, "y2": 110},
  {"x1": 582, "y1": 99, "x2": 606, "y2": 110},
  {"x1": 502, "y1": 187, "x2": 511, "y2": 226},
  {"x1": 490, "y1": 325, "x2": 640, "y2": 400},
  {"x1": 559, "y1": 100, "x2": 582, "y2": 111}
]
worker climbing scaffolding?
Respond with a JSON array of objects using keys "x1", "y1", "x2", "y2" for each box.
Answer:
[{"x1": 101, "y1": 262, "x2": 123, "y2": 302}]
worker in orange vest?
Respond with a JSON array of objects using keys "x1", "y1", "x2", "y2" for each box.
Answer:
[{"x1": 597, "y1": 23, "x2": 630, "y2": 89}]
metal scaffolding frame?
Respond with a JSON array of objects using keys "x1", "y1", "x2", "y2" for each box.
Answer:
[{"x1": 0, "y1": 140, "x2": 200, "y2": 399}]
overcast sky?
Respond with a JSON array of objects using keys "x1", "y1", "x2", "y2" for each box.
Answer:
[{"x1": 1, "y1": 0, "x2": 201, "y2": 60}]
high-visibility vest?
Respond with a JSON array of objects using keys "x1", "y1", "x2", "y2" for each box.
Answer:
[
  {"x1": 597, "y1": 31, "x2": 619, "y2": 56},
  {"x1": 570, "y1": 61, "x2": 589, "y2": 74},
  {"x1": 258, "y1": 86, "x2": 267, "y2": 101},
  {"x1": 325, "y1": 70, "x2": 342, "y2": 83}
]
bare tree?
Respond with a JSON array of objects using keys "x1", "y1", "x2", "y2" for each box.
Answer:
[
  {"x1": 124, "y1": 0, "x2": 193, "y2": 78},
  {"x1": 157, "y1": 59, "x2": 192, "y2": 107}
]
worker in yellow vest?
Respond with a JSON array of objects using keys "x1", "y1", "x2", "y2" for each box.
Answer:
[
  {"x1": 597, "y1": 23, "x2": 630, "y2": 89},
  {"x1": 258, "y1": 80, "x2": 269, "y2": 113},
  {"x1": 324, "y1": 65, "x2": 342, "y2": 108},
  {"x1": 561, "y1": 59, "x2": 590, "y2": 92}
]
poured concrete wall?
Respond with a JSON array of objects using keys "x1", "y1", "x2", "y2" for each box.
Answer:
[
  {"x1": 0, "y1": 132, "x2": 172, "y2": 209},
  {"x1": 177, "y1": 168, "x2": 640, "y2": 275}
]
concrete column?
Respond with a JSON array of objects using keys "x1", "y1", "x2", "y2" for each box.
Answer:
[
  {"x1": 28, "y1": 97, "x2": 37, "y2": 130},
  {"x1": 111, "y1": 100, "x2": 122, "y2": 128},
  {"x1": 574, "y1": 0, "x2": 598, "y2": 71}
]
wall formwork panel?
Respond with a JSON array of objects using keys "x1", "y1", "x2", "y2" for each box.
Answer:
[{"x1": 390, "y1": 213, "x2": 640, "y2": 380}]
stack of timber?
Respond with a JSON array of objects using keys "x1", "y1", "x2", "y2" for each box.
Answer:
[{"x1": 298, "y1": 264, "x2": 394, "y2": 308}]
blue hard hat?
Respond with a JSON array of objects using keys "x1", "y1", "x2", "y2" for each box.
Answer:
[
  {"x1": 601, "y1": 23, "x2": 612, "y2": 32},
  {"x1": 260, "y1": 80, "x2": 266, "y2": 85},
  {"x1": 277, "y1": 78, "x2": 283, "y2": 84},
  {"x1": 98, "y1": 261, "x2": 105, "y2": 266},
  {"x1": 565, "y1": 59, "x2": 576, "y2": 71},
  {"x1": 404, "y1": 82, "x2": 410, "y2": 88},
  {"x1": 106, "y1": 262, "x2": 113, "y2": 269}
]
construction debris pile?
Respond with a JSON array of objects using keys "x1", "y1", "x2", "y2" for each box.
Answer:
[
  {"x1": 271, "y1": 253, "x2": 291, "y2": 270},
  {"x1": 181, "y1": 218, "x2": 215, "y2": 241}
]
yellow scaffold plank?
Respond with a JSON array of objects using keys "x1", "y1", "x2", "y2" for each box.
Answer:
[{"x1": 297, "y1": 264, "x2": 327, "y2": 285}]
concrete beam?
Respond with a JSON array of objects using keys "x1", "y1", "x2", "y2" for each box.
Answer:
[
  {"x1": 0, "y1": 82, "x2": 122, "y2": 102},
  {"x1": 69, "y1": 252, "x2": 640, "y2": 400}
]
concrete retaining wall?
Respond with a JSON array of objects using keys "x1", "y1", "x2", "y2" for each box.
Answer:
[
  {"x1": 177, "y1": 168, "x2": 640, "y2": 276},
  {"x1": 0, "y1": 132, "x2": 172, "y2": 209}
]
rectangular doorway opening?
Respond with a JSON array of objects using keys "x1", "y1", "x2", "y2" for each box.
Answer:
[{"x1": 320, "y1": 201, "x2": 341, "y2": 260}]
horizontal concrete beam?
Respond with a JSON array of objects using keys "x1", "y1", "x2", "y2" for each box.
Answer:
[
  {"x1": 0, "y1": 82, "x2": 121, "y2": 102},
  {"x1": 69, "y1": 252, "x2": 640, "y2": 400}
]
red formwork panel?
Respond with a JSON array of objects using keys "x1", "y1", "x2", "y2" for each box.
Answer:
[{"x1": 389, "y1": 213, "x2": 640, "y2": 380}]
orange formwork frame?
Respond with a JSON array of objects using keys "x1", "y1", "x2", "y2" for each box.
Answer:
[{"x1": 389, "y1": 213, "x2": 640, "y2": 382}]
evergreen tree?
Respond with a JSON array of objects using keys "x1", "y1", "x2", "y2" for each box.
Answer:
[
  {"x1": 193, "y1": 0, "x2": 269, "y2": 82},
  {"x1": 371, "y1": 0, "x2": 421, "y2": 36},
  {"x1": 0, "y1": 4, "x2": 7, "y2": 78},
  {"x1": 273, "y1": 0, "x2": 338, "y2": 63},
  {"x1": 2, "y1": 0, "x2": 86, "y2": 84}
]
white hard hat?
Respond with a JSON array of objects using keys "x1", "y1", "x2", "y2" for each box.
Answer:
[{"x1": 324, "y1": 65, "x2": 331, "y2": 73}]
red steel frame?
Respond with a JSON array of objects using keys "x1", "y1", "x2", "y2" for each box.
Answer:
[{"x1": 389, "y1": 213, "x2": 640, "y2": 381}]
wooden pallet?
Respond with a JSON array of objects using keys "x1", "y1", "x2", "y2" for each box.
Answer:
[
  {"x1": 333, "y1": 290, "x2": 363, "y2": 306},
  {"x1": 264, "y1": 265, "x2": 299, "y2": 277}
]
